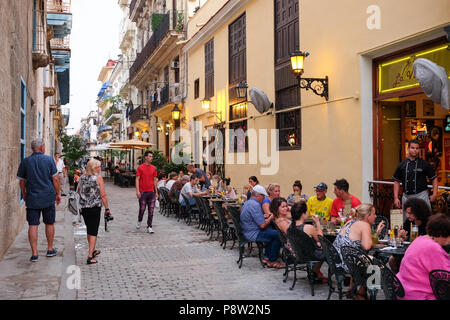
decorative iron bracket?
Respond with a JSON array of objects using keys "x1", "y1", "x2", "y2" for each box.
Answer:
[{"x1": 297, "y1": 76, "x2": 329, "y2": 101}]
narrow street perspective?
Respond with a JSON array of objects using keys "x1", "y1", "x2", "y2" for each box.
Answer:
[{"x1": 1, "y1": 0, "x2": 449, "y2": 307}]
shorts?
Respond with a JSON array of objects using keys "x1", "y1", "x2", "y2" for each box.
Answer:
[{"x1": 26, "y1": 205, "x2": 56, "y2": 226}]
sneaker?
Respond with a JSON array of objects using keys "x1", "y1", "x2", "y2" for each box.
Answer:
[
  {"x1": 147, "y1": 227, "x2": 154, "y2": 234},
  {"x1": 46, "y1": 249, "x2": 58, "y2": 257},
  {"x1": 30, "y1": 255, "x2": 38, "y2": 262},
  {"x1": 136, "y1": 221, "x2": 142, "y2": 229}
]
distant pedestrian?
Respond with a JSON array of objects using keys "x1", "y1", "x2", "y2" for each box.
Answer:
[
  {"x1": 393, "y1": 139, "x2": 437, "y2": 218},
  {"x1": 135, "y1": 151, "x2": 159, "y2": 233},
  {"x1": 54, "y1": 152, "x2": 67, "y2": 196},
  {"x1": 17, "y1": 139, "x2": 61, "y2": 262},
  {"x1": 77, "y1": 159, "x2": 112, "y2": 265}
]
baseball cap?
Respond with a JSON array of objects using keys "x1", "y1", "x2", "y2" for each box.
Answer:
[
  {"x1": 315, "y1": 182, "x2": 328, "y2": 190},
  {"x1": 252, "y1": 185, "x2": 269, "y2": 197}
]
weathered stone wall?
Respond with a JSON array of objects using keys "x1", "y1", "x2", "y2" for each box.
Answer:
[{"x1": 0, "y1": 0, "x2": 38, "y2": 260}]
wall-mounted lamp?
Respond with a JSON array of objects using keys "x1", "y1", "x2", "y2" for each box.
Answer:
[
  {"x1": 157, "y1": 125, "x2": 162, "y2": 132},
  {"x1": 171, "y1": 104, "x2": 181, "y2": 120},
  {"x1": 235, "y1": 82, "x2": 249, "y2": 99},
  {"x1": 201, "y1": 98, "x2": 211, "y2": 110},
  {"x1": 134, "y1": 131, "x2": 140, "y2": 138},
  {"x1": 290, "y1": 51, "x2": 329, "y2": 101}
]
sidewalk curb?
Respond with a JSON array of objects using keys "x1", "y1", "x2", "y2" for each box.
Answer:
[{"x1": 57, "y1": 209, "x2": 77, "y2": 300}]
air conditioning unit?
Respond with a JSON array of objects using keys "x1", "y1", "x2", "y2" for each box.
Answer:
[{"x1": 170, "y1": 61, "x2": 180, "y2": 69}]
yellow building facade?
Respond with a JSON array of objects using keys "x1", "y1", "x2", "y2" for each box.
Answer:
[{"x1": 181, "y1": 0, "x2": 450, "y2": 206}]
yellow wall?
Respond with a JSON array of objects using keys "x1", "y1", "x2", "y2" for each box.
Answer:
[{"x1": 184, "y1": 0, "x2": 450, "y2": 200}]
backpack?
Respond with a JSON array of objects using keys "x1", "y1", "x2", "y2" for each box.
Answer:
[{"x1": 67, "y1": 191, "x2": 81, "y2": 216}]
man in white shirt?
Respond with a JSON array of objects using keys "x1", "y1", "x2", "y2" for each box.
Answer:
[
  {"x1": 54, "y1": 152, "x2": 67, "y2": 196},
  {"x1": 179, "y1": 174, "x2": 207, "y2": 206}
]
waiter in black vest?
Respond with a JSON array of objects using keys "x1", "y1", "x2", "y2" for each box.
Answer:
[{"x1": 393, "y1": 139, "x2": 438, "y2": 217}]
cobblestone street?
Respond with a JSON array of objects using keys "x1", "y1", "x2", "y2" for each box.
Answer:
[{"x1": 72, "y1": 181, "x2": 333, "y2": 300}]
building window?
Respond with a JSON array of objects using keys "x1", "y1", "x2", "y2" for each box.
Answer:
[
  {"x1": 229, "y1": 120, "x2": 248, "y2": 153},
  {"x1": 194, "y1": 78, "x2": 200, "y2": 99},
  {"x1": 274, "y1": 0, "x2": 301, "y2": 149},
  {"x1": 229, "y1": 13, "x2": 246, "y2": 86},
  {"x1": 205, "y1": 38, "x2": 214, "y2": 99}
]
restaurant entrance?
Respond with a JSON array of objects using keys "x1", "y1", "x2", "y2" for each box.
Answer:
[{"x1": 371, "y1": 39, "x2": 450, "y2": 215}]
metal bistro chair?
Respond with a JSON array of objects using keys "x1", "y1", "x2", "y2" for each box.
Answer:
[
  {"x1": 194, "y1": 196, "x2": 208, "y2": 231},
  {"x1": 227, "y1": 205, "x2": 265, "y2": 269},
  {"x1": 371, "y1": 256, "x2": 405, "y2": 300},
  {"x1": 318, "y1": 235, "x2": 347, "y2": 300},
  {"x1": 181, "y1": 194, "x2": 199, "y2": 226},
  {"x1": 157, "y1": 187, "x2": 169, "y2": 216},
  {"x1": 202, "y1": 197, "x2": 221, "y2": 241},
  {"x1": 372, "y1": 215, "x2": 389, "y2": 239},
  {"x1": 285, "y1": 226, "x2": 320, "y2": 295},
  {"x1": 429, "y1": 269, "x2": 450, "y2": 300},
  {"x1": 213, "y1": 201, "x2": 234, "y2": 250},
  {"x1": 341, "y1": 245, "x2": 378, "y2": 300},
  {"x1": 223, "y1": 205, "x2": 238, "y2": 250},
  {"x1": 273, "y1": 224, "x2": 303, "y2": 290}
]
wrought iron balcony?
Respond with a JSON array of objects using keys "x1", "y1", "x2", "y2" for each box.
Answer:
[
  {"x1": 129, "y1": 105, "x2": 149, "y2": 125},
  {"x1": 150, "y1": 85, "x2": 169, "y2": 113}
]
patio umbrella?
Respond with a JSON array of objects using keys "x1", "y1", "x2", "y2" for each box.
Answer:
[{"x1": 109, "y1": 139, "x2": 155, "y2": 150}]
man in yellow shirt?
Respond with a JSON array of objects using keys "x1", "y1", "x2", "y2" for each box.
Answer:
[{"x1": 307, "y1": 182, "x2": 333, "y2": 221}]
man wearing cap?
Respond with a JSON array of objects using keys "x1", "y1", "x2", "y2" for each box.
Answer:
[
  {"x1": 306, "y1": 182, "x2": 334, "y2": 221},
  {"x1": 240, "y1": 185, "x2": 284, "y2": 269}
]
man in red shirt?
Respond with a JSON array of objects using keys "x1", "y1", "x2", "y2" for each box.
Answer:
[
  {"x1": 135, "y1": 151, "x2": 159, "y2": 233},
  {"x1": 330, "y1": 178, "x2": 361, "y2": 225}
]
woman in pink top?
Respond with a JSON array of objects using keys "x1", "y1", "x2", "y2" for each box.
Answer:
[{"x1": 397, "y1": 213, "x2": 450, "y2": 300}]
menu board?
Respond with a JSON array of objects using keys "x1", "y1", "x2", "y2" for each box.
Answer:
[{"x1": 390, "y1": 209, "x2": 403, "y2": 229}]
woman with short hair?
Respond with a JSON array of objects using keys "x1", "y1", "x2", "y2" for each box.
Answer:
[
  {"x1": 77, "y1": 159, "x2": 112, "y2": 265},
  {"x1": 397, "y1": 213, "x2": 450, "y2": 300}
]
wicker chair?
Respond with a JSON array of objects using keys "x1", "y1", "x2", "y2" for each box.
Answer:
[
  {"x1": 285, "y1": 226, "x2": 320, "y2": 296},
  {"x1": 318, "y1": 235, "x2": 347, "y2": 300},
  {"x1": 157, "y1": 187, "x2": 170, "y2": 216},
  {"x1": 429, "y1": 269, "x2": 450, "y2": 300},
  {"x1": 227, "y1": 205, "x2": 265, "y2": 269},
  {"x1": 194, "y1": 196, "x2": 208, "y2": 230},
  {"x1": 200, "y1": 197, "x2": 220, "y2": 240}
]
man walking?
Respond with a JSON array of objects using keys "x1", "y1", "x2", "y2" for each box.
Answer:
[
  {"x1": 54, "y1": 152, "x2": 67, "y2": 196},
  {"x1": 393, "y1": 139, "x2": 437, "y2": 217},
  {"x1": 135, "y1": 151, "x2": 159, "y2": 233},
  {"x1": 17, "y1": 139, "x2": 61, "y2": 262}
]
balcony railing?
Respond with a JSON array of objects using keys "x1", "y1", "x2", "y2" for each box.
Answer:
[
  {"x1": 130, "y1": 105, "x2": 149, "y2": 124},
  {"x1": 50, "y1": 36, "x2": 70, "y2": 50},
  {"x1": 151, "y1": 85, "x2": 169, "y2": 113},
  {"x1": 368, "y1": 180, "x2": 450, "y2": 217},
  {"x1": 47, "y1": 0, "x2": 71, "y2": 13},
  {"x1": 130, "y1": 12, "x2": 170, "y2": 80}
]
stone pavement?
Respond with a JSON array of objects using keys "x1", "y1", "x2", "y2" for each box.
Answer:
[{"x1": 0, "y1": 180, "x2": 344, "y2": 300}]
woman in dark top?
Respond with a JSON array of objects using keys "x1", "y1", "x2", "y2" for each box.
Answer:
[
  {"x1": 246, "y1": 176, "x2": 259, "y2": 200},
  {"x1": 289, "y1": 201, "x2": 327, "y2": 282}
]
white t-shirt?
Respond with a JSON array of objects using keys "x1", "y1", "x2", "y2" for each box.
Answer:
[
  {"x1": 166, "y1": 179, "x2": 176, "y2": 191},
  {"x1": 157, "y1": 180, "x2": 166, "y2": 189},
  {"x1": 56, "y1": 158, "x2": 65, "y2": 173},
  {"x1": 179, "y1": 182, "x2": 199, "y2": 203}
]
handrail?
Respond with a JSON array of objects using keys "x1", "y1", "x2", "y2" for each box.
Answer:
[{"x1": 368, "y1": 180, "x2": 450, "y2": 191}]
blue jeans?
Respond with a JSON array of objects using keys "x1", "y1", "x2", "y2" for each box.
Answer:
[
  {"x1": 256, "y1": 226, "x2": 281, "y2": 262},
  {"x1": 180, "y1": 197, "x2": 195, "y2": 207}
]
